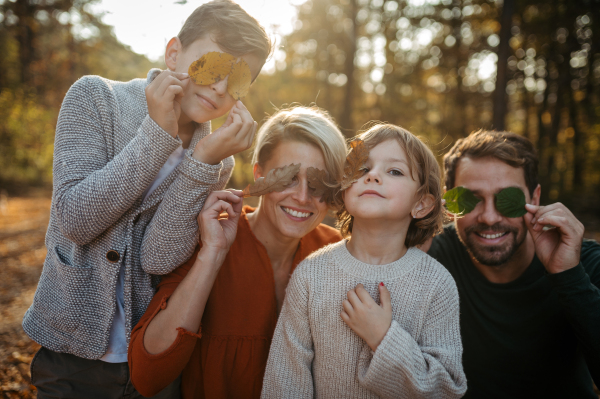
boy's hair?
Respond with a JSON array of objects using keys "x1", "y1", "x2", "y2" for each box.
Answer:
[
  {"x1": 443, "y1": 130, "x2": 539, "y2": 196},
  {"x1": 336, "y1": 124, "x2": 444, "y2": 248},
  {"x1": 178, "y1": 0, "x2": 272, "y2": 64},
  {"x1": 252, "y1": 106, "x2": 347, "y2": 196}
]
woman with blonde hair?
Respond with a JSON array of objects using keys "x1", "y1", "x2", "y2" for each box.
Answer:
[{"x1": 128, "y1": 106, "x2": 347, "y2": 398}]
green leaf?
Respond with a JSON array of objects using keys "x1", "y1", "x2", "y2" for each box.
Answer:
[
  {"x1": 495, "y1": 187, "x2": 527, "y2": 218},
  {"x1": 443, "y1": 186, "x2": 482, "y2": 215}
]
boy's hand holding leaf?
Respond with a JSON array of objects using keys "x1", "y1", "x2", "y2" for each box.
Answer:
[
  {"x1": 193, "y1": 101, "x2": 257, "y2": 165},
  {"x1": 145, "y1": 70, "x2": 190, "y2": 138},
  {"x1": 341, "y1": 283, "x2": 392, "y2": 352}
]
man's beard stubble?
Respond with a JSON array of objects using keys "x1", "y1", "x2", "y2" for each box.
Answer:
[{"x1": 458, "y1": 222, "x2": 527, "y2": 267}]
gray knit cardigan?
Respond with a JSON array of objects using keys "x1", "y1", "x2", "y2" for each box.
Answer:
[{"x1": 22, "y1": 69, "x2": 233, "y2": 359}]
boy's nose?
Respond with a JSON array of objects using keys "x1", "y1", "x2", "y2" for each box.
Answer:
[{"x1": 210, "y1": 77, "x2": 228, "y2": 96}]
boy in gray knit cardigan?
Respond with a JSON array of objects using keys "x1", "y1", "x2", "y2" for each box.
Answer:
[
  {"x1": 262, "y1": 124, "x2": 467, "y2": 398},
  {"x1": 23, "y1": 1, "x2": 271, "y2": 397}
]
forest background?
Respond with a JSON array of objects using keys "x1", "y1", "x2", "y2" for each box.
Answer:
[{"x1": 0, "y1": 0, "x2": 600, "y2": 396}]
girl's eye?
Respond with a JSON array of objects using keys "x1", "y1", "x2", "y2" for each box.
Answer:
[
  {"x1": 389, "y1": 169, "x2": 403, "y2": 176},
  {"x1": 359, "y1": 167, "x2": 369, "y2": 175}
]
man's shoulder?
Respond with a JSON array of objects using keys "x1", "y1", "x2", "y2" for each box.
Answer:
[{"x1": 581, "y1": 238, "x2": 600, "y2": 277}]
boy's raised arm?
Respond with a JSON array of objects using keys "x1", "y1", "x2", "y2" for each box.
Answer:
[
  {"x1": 141, "y1": 101, "x2": 256, "y2": 275},
  {"x1": 53, "y1": 76, "x2": 181, "y2": 245}
]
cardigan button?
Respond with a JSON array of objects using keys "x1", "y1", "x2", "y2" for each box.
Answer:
[{"x1": 106, "y1": 250, "x2": 120, "y2": 263}]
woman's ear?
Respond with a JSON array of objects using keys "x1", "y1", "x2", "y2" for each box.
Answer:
[
  {"x1": 164, "y1": 37, "x2": 182, "y2": 71},
  {"x1": 253, "y1": 163, "x2": 262, "y2": 181},
  {"x1": 412, "y1": 193, "x2": 435, "y2": 219}
]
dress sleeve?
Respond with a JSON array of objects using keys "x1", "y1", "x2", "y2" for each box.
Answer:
[
  {"x1": 546, "y1": 241, "x2": 600, "y2": 386},
  {"x1": 140, "y1": 151, "x2": 234, "y2": 275},
  {"x1": 128, "y1": 253, "x2": 200, "y2": 397},
  {"x1": 53, "y1": 77, "x2": 181, "y2": 245},
  {"x1": 357, "y1": 273, "x2": 467, "y2": 399},
  {"x1": 261, "y1": 265, "x2": 315, "y2": 398}
]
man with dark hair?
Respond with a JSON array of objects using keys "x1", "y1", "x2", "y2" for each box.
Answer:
[{"x1": 427, "y1": 130, "x2": 600, "y2": 398}]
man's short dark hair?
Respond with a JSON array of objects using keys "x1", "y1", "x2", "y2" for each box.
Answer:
[{"x1": 443, "y1": 130, "x2": 539, "y2": 196}]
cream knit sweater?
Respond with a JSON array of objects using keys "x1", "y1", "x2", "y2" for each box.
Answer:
[{"x1": 261, "y1": 241, "x2": 467, "y2": 398}]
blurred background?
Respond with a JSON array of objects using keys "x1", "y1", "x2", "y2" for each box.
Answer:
[{"x1": 0, "y1": 0, "x2": 599, "y2": 396}]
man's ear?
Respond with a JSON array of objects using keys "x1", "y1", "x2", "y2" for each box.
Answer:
[
  {"x1": 164, "y1": 37, "x2": 182, "y2": 71},
  {"x1": 412, "y1": 193, "x2": 436, "y2": 219},
  {"x1": 531, "y1": 184, "x2": 541, "y2": 206}
]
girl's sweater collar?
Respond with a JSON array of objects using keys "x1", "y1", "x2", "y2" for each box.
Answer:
[{"x1": 331, "y1": 240, "x2": 426, "y2": 280}]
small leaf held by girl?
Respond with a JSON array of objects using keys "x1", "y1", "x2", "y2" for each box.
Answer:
[{"x1": 261, "y1": 124, "x2": 467, "y2": 398}]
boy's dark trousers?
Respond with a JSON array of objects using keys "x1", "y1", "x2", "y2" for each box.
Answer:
[{"x1": 30, "y1": 347, "x2": 181, "y2": 399}]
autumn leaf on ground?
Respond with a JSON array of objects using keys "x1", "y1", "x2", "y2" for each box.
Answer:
[
  {"x1": 495, "y1": 187, "x2": 527, "y2": 217},
  {"x1": 443, "y1": 186, "x2": 482, "y2": 215},
  {"x1": 340, "y1": 139, "x2": 369, "y2": 190},
  {"x1": 307, "y1": 167, "x2": 334, "y2": 204},
  {"x1": 227, "y1": 59, "x2": 252, "y2": 100},
  {"x1": 242, "y1": 163, "x2": 301, "y2": 197},
  {"x1": 188, "y1": 51, "x2": 236, "y2": 86}
]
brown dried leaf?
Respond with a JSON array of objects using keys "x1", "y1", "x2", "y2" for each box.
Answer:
[
  {"x1": 340, "y1": 139, "x2": 369, "y2": 190},
  {"x1": 242, "y1": 163, "x2": 301, "y2": 197},
  {"x1": 306, "y1": 167, "x2": 334, "y2": 204},
  {"x1": 188, "y1": 51, "x2": 236, "y2": 86},
  {"x1": 227, "y1": 59, "x2": 252, "y2": 100}
]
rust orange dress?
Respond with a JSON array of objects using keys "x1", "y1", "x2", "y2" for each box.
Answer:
[{"x1": 128, "y1": 206, "x2": 341, "y2": 398}]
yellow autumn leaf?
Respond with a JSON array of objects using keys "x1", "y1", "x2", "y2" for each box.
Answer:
[
  {"x1": 188, "y1": 51, "x2": 236, "y2": 86},
  {"x1": 227, "y1": 59, "x2": 252, "y2": 100}
]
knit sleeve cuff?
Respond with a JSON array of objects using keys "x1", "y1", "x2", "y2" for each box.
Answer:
[
  {"x1": 139, "y1": 115, "x2": 182, "y2": 158},
  {"x1": 546, "y1": 263, "x2": 588, "y2": 289},
  {"x1": 177, "y1": 151, "x2": 225, "y2": 186}
]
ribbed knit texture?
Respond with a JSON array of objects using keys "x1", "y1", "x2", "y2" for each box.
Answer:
[
  {"x1": 22, "y1": 69, "x2": 234, "y2": 359},
  {"x1": 262, "y1": 240, "x2": 467, "y2": 399}
]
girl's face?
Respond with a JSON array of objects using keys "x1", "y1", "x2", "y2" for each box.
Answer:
[
  {"x1": 344, "y1": 139, "x2": 424, "y2": 224},
  {"x1": 254, "y1": 141, "x2": 329, "y2": 239}
]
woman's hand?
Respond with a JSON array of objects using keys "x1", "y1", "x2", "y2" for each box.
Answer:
[
  {"x1": 341, "y1": 283, "x2": 392, "y2": 352},
  {"x1": 198, "y1": 189, "x2": 244, "y2": 256},
  {"x1": 193, "y1": 101, "x2": 257, "y2": 165}
]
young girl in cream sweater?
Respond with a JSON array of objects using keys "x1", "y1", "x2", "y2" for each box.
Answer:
[{"x1": 261, "y1": 124, "x2": 467, "y2": 398}]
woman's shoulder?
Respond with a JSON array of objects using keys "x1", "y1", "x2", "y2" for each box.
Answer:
[{"x1": 302, "y1": 223, "x2": 342, "y2": 250}]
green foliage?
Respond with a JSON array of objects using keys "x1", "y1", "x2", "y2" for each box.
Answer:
[
  {"x1": 495, "y1": 187, "x2": 527, "y2": 218},
  {"x1": 0, "y1": 0, "x2": 159, "y2": 188},
  {"x1": 443, "y1": 186, "x2": 482, "y2": 215}
]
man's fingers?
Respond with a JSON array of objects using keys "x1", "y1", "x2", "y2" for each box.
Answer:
[{"x1": 378, "y1": 283, "x2": 391, "y2": 311}]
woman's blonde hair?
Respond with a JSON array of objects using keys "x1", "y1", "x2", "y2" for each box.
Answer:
[
  {"x1": 336, "y1": 124, "x2": 444, "y2": 247},
  {"x1": 252, "y1": 106, "x2": 347, "y2": 200}
]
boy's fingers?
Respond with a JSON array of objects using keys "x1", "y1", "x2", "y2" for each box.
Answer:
[{"x1": 378, "y1": 282, "x2": 391, "y2": 311}]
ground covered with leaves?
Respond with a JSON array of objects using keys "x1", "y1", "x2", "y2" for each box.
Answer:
[{"x1": 0, "y1": 194, "x2": 50, "y2": 398}]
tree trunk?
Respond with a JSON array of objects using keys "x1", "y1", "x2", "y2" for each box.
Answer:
[
  {"x1": 339, "y1": 0, "x2": 357, "y2": 134},
  {"x1": 492, "y1": 0, "x2": 514, "y2": 131}
]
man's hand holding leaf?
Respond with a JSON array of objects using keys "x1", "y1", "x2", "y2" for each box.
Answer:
[{"x1": 524, "y1": 202, "x2": 585, "y2": 274}]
